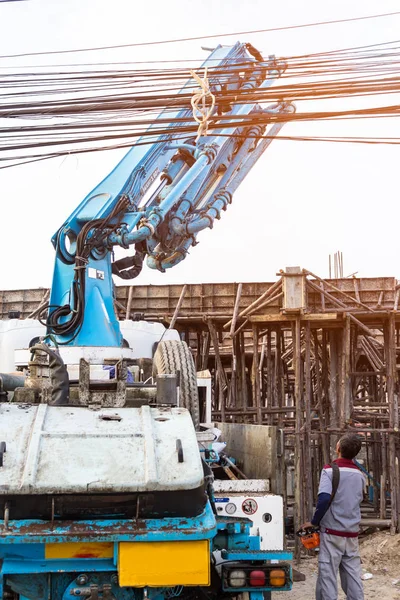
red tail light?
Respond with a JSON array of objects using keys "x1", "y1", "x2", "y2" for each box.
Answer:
[{"x1": 250, "y1": 570, "x2": 266, "y2": 586}]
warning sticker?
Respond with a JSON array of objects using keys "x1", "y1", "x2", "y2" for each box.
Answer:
[{"x1": 241, "y1": 498, "x2": 258, "y2": 515}]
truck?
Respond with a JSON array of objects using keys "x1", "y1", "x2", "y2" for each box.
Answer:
[{"x1": 0, "y1": 41, "x2": 294, "y2": 600}]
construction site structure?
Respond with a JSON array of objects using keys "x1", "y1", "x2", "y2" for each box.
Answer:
[{"x1": 2, "y1": 266, "x2": 400, "y2": 553}]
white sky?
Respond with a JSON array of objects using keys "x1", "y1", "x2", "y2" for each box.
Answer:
[{"x1": 0, "y1": 0, "x2": 399, "y2": 290}]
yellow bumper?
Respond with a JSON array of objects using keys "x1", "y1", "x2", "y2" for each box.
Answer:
[{"x1": 118, "y1": 540, "x2": 210, "y2": 587}]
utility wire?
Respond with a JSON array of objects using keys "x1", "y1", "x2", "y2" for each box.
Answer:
[
  {"x1": 1, "y1": 41, "x2": 400, "y2": 167},
  {"x1": 1, "y1": 10, "x2": 400, "y2": 59}
]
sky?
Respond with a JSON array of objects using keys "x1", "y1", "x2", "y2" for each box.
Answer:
[{"x1": 0, "y1": 0, "x2": 400, "y2": 290}]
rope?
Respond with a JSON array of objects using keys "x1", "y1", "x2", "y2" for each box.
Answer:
[{"x1": 190, "y1": 68, "x2": 216, "y2": 141}]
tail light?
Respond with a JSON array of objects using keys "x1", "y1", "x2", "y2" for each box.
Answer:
[
  {"x1": 250, "y1": 570, "x2": 266, "y2": 586},
  {"x1": 222, "y1": 565, "x2": 289, "y2": 591},
  {"x1": 228, "y1": 570, "x2": 247, "y2": 588},
  {"x1": 270, "y1": 569, "x2": 286, "y2": 587}
]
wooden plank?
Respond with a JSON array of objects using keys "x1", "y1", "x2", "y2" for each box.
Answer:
[{"x1": 249, "y1": 313, "x2": 339, "y2": 322}]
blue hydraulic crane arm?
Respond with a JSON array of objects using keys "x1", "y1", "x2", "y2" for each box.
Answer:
[{"x1": 47, "y1": 42, "x2": 295, "y2": 348}]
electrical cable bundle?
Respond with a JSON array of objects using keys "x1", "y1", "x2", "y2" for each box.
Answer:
[{"x1": 0, "y1": 12, "x2": 400, "y2": 168}]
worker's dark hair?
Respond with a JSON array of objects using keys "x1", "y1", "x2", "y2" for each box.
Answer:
[{"x1": 339, "y1": 434, "x2": 362, "y2": 459}]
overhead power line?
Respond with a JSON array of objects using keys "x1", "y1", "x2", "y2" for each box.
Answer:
[
  {"x1": 1, "y1": 40, "x2": 400, "y2": 168},
  {"x1": 1, "y1": 10, "x2": 400, "y2": 59}
]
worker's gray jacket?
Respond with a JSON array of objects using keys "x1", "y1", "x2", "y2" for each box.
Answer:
[{"x1": 318, "y1": 458, "x2": 365, "y2": 536}]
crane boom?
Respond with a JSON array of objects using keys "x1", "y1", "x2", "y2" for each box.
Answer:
[{"x1": 47, "y1": 42, "x2": 294, "y2": 347}]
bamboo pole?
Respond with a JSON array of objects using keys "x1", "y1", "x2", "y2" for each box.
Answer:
[
  {"x1": 313, "y1": 329, "x2": 329, "y2": 465},
  {"x1": 169, "y1": 284, "x2": 187, "y2": 329},
  {"x1": 304, "y1": 322, "x2": 313, "y2": 518},
  {"x1": 343, "y1": 315, "x2": 351, "y2": 424},
  {"x1": 223, "y1": 279, "x2": 282, "y2": 329},
  {"x1": 232, "y1": 318, "x2": 249, "y2": 338},
  {"x1": 348, "y1": 313, "x2": 383, "y2": 344},
  {"x1": 294, "y1": 317, "x2": 302, "y2": 560},
  {"x1": 207, "y1": 319, "x2": 226, "y2": 422},
  {"x1": 329, "y1": 331, "x2": 339, "y2": 431},
  {"x1": 307, "y1": 279, "x2": 347, "y2": 309},
  {"x1": 320, "y1": 281, "x2": 326, "y2": 311},
  {"x1": 27, "y1": 289, "x2": 50, "y2": 319},
  {"x1": 304, "y1": 269, "x2": 375, "y2": 312},
  {"x1": 385, "y1": 315, "x2": 398, "y2": 533},
  {"x1": 125, "y1": 286, "x2": 134, "y2": 320},
  {"x1": 229, "y1": 283, "x2": 243, "y2": 337},
  {"x1": 239, "y1": 331, "x2": 248, "y2": 411},
  {"x1": 252, "y1": 325, "x2": 262, "y2": 424},
  {"x1": 353, "y1": 278, "x2": 361, "y2": 303},
  {"x1": 267, "y1": 328, "x2": 273, "y2": 420},
  {"x1": 276, "y1": 326, "x2": 284, "y2": 428}
]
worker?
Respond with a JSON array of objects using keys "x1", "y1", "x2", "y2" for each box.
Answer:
[{"x1": 302, "y1": 433, "x2": 365, "y2": 600}]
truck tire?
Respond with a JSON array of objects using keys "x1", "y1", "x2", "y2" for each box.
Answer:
[{"x1": 153, "y1": 340, "x2": 200, "y2": 429}]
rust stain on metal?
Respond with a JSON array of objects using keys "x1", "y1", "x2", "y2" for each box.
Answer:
[{"x1": 2, "y1": 516, "x2": 201, "y2": 540}]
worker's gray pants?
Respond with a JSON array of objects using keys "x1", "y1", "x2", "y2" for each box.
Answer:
[{"x1": 316, "y1": 533, "x2": 364, "y2": 600}]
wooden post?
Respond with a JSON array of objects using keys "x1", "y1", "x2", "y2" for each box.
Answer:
[
  {"x1": 208, "y1": 319, "x2": 226, "y2": 422},
  {"x1": 380, "y1": 433, "x2": 387, "y2": 519},
  {"x1": 348, "y1": 313, "x2": 383, "y2": 343},
  {"x1": 276, "y1": 326, "x2": 284, "y2": 428},
  {"x1": 390, "y1": 314, "x2": 399, "y2": 432},
  {"x1": 305, "y1": 269, "x2": 374, "y2": 312},
  {"x1": 27, "y1": 288, "x2": 50, "y2": 319},
  {"x1": 230, "y1": 335, "x2": 237, "y2": 410},
  {"x1": 294, "y1": 317, "x2": 302, "y2": 560},
  {"x1": 200, "y1": 331, "x2": 211, "y2": 371},
  {"x1": 329, "y1": 331, "x2": 339, "y2": 431},
  {"x1": 266, "y1": 328, "x2": 273, "y2": 423},
  {"x1": 380, "y1": 474, "x2": 387, "y2": 519},
  {"x1": 239, "y1": 331, "x2": 248, "y2": 412},
  {"x1": 230, "y1": 283, "x2": 243, "y2": 337},
  {"x1": 259, "y1": 334, "x2": 267, "y2": 422},
  {"x1": 341, "y1": 315, "x2": 351, "y2": 426},
  {"x1": 252, "y1": 325, "x2": 262, "y2": 424},
  {"x1": 385, "y1": 315, "x2": 398, "y2": 533},
  {"x1": 320, "y1": 281, "x2": 325, "y2": 311},
  {"x1": 304, "y1": 322, "x2": 313, "y2": 517},
  {"x1": 223, "y1": 279, "x2": 282, "y2": 329},
  {"x1": 321, "y1": 330, "x2": 332, "y2": 456},
  {"x1": 169, "y1": 285, "x2": 187, "y2": 329},
  {"x1": 353, "y1": 278, "x2": 361, "y2": 303},
  {"x1": 125, "y1": 286, "x2": 134, "y2": 320}
]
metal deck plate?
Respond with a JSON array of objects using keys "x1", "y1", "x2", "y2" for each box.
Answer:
[{"x1": 0, "y1": 404, "x2": 203, "y2": 494}]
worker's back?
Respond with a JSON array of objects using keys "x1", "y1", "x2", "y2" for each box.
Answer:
[{"x1": 319, "y1": 458, "x2": 365, "y2": 535}]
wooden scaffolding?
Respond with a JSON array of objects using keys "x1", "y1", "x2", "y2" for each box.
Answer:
[{"x1": 1, "y1": 268, "x2": 400, "y2": 549}]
